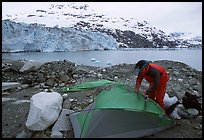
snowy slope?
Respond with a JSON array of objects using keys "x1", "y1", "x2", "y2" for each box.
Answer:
[{"x1": 2, "y1": 2, "x2": 202, "y2": 52}]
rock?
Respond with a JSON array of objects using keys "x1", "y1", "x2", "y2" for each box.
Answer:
[
  {"x1": 1, "y1": 59, "x2": 203, "y2": 138},
  {"x1": 46, "y1": 78, "x2": 55, "y2": 86},
  {"x1": 177, "y1": 108, "x2": 189, "y2": 119},
  {"x1": 187, "y1": 108, "x2": 199, "y2": 116},
  {"x1": 2, "y1": 82, "x2": 21, "y2": 91},
  {"x1": 182, "y1": 92, "x2": 201, "y2": 111},
  {"x1": 32, "y1": 132, "x2": 50, "y2": 138},
  {"x1": 193, "y1": 84, "x2": 202, "y2": 93},
  {"x1": 26, "y1": 91, "x2": 63, "y2": 131},
  {"x1": 20, "y1": 60, "x2": 44, "y2": 72},
  {"x1": 172, "y1": 84, "x2": 182, "y2": 92},
  {"x1": 195, "y1": 115, "x2": 202, "y2": 124},
  {"x1": 177, "y1": 78, "x2": 183, "y2": 82},
  {"x1": 51, "y1": 131, "x2": 63, "y2": 138},
  {"x1": 21, "y1": 84, "x2": 29, "y2": 89},
  {"x1": 173, "y1": 71, "x2": 180, "y2": 76},
  {"x1": 62, "y1": 93, "x2": 68, "y2": 99},
  {"x1": 114, "y1": 76, "x2": 119, "y2": 80},
  {"x1": 11, "y1": 100, "x2": 30, "y2": 104},
  {"x1": 2, "y1": 97, "x2": 16, "y2": 102},
  {"x1": 16, "y1": 127, "x2": 33, "y2": 138},
  {"x1": 177, "y1": 104, "x2": 185, "y2": 110},
  {"x1": 51, "y1": 109, "x2": 75, "y2": 133},
  {"x1": 193, "y1": 124, "x2": 202, "y2": 130},
  {"x1": 170, "y1": 107, "x2": 181, "y2": 120},
  {"x1": 97, "y1": 73, "x2": 102, "y2": 77},
  {"x1": 188, "y1": 78, "x2": 198, "y2": 85},
  {"x1": 36, "y1": 72, "x2": 45, "y2": 83},
  {"x1": 2, "y1": 92, "x2": 10, "y2": 95},
  {"x1": 59, "y1": 73, "x2": 69, "y2": 82}
]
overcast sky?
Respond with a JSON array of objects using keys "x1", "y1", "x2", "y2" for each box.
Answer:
[{"x1": 2, "y1": 2, "x2": 202, "y2": 36}]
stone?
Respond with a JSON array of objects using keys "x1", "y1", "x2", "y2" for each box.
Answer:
[
  {"x1": 20, "y1": 60, "x2": 44, "y2": 72},
  {"x1": 51, "y1": 131, "x2": 63, "y2": 138},
  {"x1": 16, "y1": 127, "x2": 33, "y2": 138},
  {"x1": 26, "y1": 91, "x2": 63, "y2": 131},
  {"x1": 2, "y1": 82, "x2": 21, "y2": 91},
  {"x1": 52, "y1": 109, "x2": 75, "y2": 132},
  {"x1": 187, "y1": 108, "x2": 199, "y2": 116},
  {"x1": 46, "y1": 78, "x2": 55, "y2": 86}
]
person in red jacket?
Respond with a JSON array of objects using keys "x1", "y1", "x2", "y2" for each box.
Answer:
[{"x1": 134, "y1": 60, "x2": 169, "y2": 112}]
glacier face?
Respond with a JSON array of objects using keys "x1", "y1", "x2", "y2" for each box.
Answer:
[
  {"x1": 2, "y1": 20, "x2": 118, "y2": 52},
  {"x1": 2, "y1": 2, "x2": 202, "y2": 53}
]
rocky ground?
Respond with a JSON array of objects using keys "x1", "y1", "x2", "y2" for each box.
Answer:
[{"x1": 2, "y1": 59, "x2": 202, "y2": 138}]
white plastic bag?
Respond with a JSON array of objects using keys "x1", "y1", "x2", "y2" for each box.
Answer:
[
  {"x1": 164, "y1": 93, "x2": 181, "y2": 119},
  {"x1": 163, "y1": 93, "x2": 178, "y2": 107},
  {"x1": 26, "y1": 91, "x2": 63, "y2": 131}
]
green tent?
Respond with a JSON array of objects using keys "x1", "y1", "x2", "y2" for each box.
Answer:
[
  {"x1": 65, "y1": 80, "x2": 175, "y2": 138},
  {"x1": 63, "y1": 79, "x2": 120, "y2": 92}
]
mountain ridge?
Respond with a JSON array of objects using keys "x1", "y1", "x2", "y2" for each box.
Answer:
[{"x1": 2, "y1": 3, "x2": 202, "y2": 52}]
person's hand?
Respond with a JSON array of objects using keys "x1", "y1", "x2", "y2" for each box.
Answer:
[
  {"x1": 143, "y1": 91, "x2": 148, "y2": 99},
  {"x1": 135, "y1": 89, "x2": 139, "y2": 94}
]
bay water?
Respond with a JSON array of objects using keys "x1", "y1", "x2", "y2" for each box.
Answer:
[{"x1": 2, "y1": 48, "x2": 202, "y2": 71}]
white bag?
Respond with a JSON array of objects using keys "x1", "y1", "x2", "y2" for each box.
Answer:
[
  {"x1": 164, "y1": 93, "x2": 181, "y2": 119},
  {"x1": 26, "y1": 92, "x2": 63, "y2": 131},
  {"x1": 163, "y1": 93, "x2": 178, "y2": 107}
]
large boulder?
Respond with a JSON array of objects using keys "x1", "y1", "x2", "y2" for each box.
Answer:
[
  {"x1": 26, "y1": 91, "x2": 63, "y2": 131},
  {"x1": 20, "y1": 60, "x2": 44, "y2": 72}
]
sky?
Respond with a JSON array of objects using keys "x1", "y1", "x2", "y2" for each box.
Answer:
[{"x1": 2, "y1": 2, "x2": 202, "y2": 36}]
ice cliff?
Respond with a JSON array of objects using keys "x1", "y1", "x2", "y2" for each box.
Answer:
[{"x1": 2, "y1": 19, "x2": 118, "y2": 52}]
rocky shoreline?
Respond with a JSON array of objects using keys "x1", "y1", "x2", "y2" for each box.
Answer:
[{"x1": 2, "y1": 59, "x2": 202, "y2": 138}]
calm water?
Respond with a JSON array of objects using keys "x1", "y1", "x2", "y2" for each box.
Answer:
[{"x1": 2, "y1": 48, "x2": 202, "y2": 71}]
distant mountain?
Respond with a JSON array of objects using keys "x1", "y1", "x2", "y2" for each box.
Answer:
[
  {"x1": 2, "y1": 3, "x2": 202, "y2": 52},
  {"x1": 168, "y1": 32, "x2": 202, "y2": 48}
]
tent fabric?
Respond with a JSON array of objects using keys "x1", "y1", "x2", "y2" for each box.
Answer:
[
  {"x1": 65, "y1": 80, "x2": 175, "y2": 138},
  {"x1": 95, "y1": 86, "x2": 165, "y2": 115},
  {"x1": 70, "y1": 109, "x2": 174, "y2": 138},
  {"x1": 63, "y1": 79, "x2": 121, "y2": 92}
]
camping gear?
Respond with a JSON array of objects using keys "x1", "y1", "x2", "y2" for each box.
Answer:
[
  {"x1": 63, "y1": 79, "x2": 121, "y2": 92},
  {"x1": 64, "y1": 80, "x2": 175, "y2": 138}
]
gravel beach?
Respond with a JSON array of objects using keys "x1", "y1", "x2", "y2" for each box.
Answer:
[{"x1": 2, "y1": 59, "x2": 202, "y2": 138}]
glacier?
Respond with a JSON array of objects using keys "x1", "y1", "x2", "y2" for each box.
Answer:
[
  {"x1": 2, "y1": 2, "x2": 201, "y2": 53},
  {"x1": 2, "y1": 19, "x2": 118, "y2": 52}
]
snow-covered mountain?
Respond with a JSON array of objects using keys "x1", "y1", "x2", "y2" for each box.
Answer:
[{"x1": 2, "y1": 3, "x2": 202, "y2": 52}]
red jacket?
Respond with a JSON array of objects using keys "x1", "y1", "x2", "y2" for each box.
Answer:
[{"x1": 135, "y1": 63, "x2": 169, "y2": 94}]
